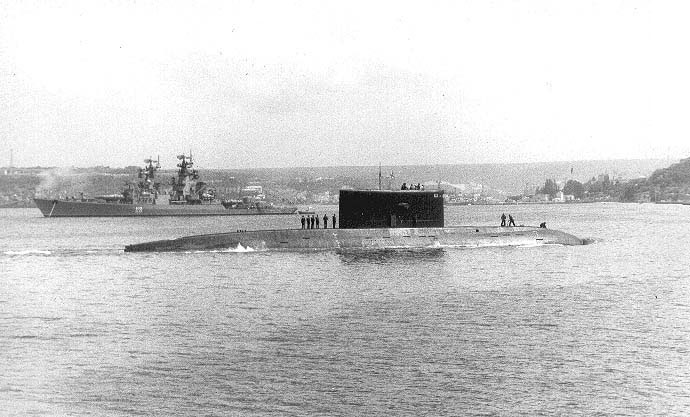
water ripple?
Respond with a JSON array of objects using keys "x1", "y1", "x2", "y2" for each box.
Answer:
[{"x1": 1, "y1": 204, "x2": 689, "y2": 416}]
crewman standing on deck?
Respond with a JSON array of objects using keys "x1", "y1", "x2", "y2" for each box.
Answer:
[
  {"x1": 323, "y1": 214, "x2": 328, "y2": 229},
  {"x1": 301, "y1": 215, "x2": 305, "y2": 229}
]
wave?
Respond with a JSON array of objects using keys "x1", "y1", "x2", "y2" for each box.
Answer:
[
  {"x1": 224, "y1": 243, "x2": 256, "y2": 253},
  {"x1": 188, "y1": 243, "x2": 258, "y2": 254},
  {"x1": 2, "y1": 248, "x2": 123, "y2": 257},
  {"x1": 3, "y1": 250, "x2": 52, "y2": 256}
]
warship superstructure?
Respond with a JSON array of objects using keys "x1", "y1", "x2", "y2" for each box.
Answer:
[{"x1": 34, "y1": 155, "x2": 297, "y2": 217}]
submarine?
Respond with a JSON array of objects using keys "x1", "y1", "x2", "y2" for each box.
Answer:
[{"x1": 124, "y1": 188, "x2": 591, "y2": 252}]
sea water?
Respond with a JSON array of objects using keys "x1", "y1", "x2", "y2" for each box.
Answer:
[{"x1": 1, "y1": 204, "x2": 689, "y2": 416}]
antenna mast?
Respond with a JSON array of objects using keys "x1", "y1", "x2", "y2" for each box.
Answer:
[{"x1": 378, "y1": 163, "x2": 382, "y2": 190}]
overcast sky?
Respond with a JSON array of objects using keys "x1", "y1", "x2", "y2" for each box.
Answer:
[{"x1": 1, "y1": 0, "x2": 689, "y2": 168}]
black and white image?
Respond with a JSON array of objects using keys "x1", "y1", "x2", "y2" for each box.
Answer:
[{"x1": 1, "y1": 1, "x2": 689, "y2": 415}]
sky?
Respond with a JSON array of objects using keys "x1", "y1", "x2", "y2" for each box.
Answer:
[{"x1": 1, "y1": 0, "x2": 689, "y2": 169}]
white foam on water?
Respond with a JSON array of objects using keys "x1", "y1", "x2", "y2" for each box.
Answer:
[
  {"x1": 186, "y1": 243, "x2": 257, "y2": 254},
  {"x1": 4, "y1": 250, "x2": 52, "y2": 256},
  {"x1": 225, "y1": 243, "x2": 255, "y2": 253}
]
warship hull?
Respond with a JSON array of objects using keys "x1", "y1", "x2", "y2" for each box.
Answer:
[
  {"x1": 124, "y1": 226, "x2": 590, "y2": 252},
  {"x1": 34, "y1": 198, "x2": 297, "y2": 217}
]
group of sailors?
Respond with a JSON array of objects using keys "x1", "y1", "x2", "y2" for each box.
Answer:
[
  {"x1": 500, "y1": 213, "x2": 516, "y2": 227},
  {"x1": 301, "y1": 214, "x2": 336, "y2": 229},
  {"x1": 500, "y1": 213, "x2": 548, "y2": 229},
  {"x1": 401, "y1": 183, "x2": 424, "y2": 190}
]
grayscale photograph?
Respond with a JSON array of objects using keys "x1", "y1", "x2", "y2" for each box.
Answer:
[{"x1": 1, "y1": 1, "x2": 689, "y2": 415}]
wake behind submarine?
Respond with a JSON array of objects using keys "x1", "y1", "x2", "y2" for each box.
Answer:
[{"x1": 124, "y1": 189, "x2": 591, "y2": 253}]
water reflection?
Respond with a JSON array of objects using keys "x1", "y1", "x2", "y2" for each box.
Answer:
[{"x1": 337, "y1": 247, "x2": 445, "y2": 264}]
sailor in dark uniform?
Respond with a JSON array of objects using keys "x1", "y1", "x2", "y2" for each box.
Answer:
[
  {"x1": 501, "y1": 213, "x2": 506, "y2": 227},
  {"x1": 508, "y1": 214, "x2": 516, "y2": 227},
  {"x1": 315, "y1": 214, "x2": 320, "y2": 229},
  {"x1": 323, "y1": 214, "x2": 328, "y2": 229},
  {"x1": 301, "y1": 215, "x2": 306, "y2": 229},
  {"x1": 332, "y1": 214, "x2": 336, "y2": 228}
]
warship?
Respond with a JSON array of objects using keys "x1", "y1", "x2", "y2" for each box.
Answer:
[
  {"x1": 124, "y1": 188, "x2": 591, "y2": 252},
  {"x1": 34, "y1": 155, "x2": 297, "y2": 217}
]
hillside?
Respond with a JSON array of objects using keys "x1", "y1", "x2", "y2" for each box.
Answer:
[
  {"x1": 0, "y1": 158, "x2": 677, "y2": 206},
  {"x1": 640, "y1": 157, "x2": 690, "y2": 201},
  {"x1": 647, "y1": 157, "x2": 690, "y2": 187}
]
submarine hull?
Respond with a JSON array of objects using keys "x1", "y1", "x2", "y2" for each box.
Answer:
[
  {"x1": 33, "y1": 198, "x2": 297, "y2": 217},
  {"x1": 124, "y1": 226, "x2": 589, "y2": 252}
]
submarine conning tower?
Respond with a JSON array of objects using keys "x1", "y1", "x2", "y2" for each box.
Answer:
[{"x1": 339, "y1": 189, "x2": 444, "y2": 229}]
